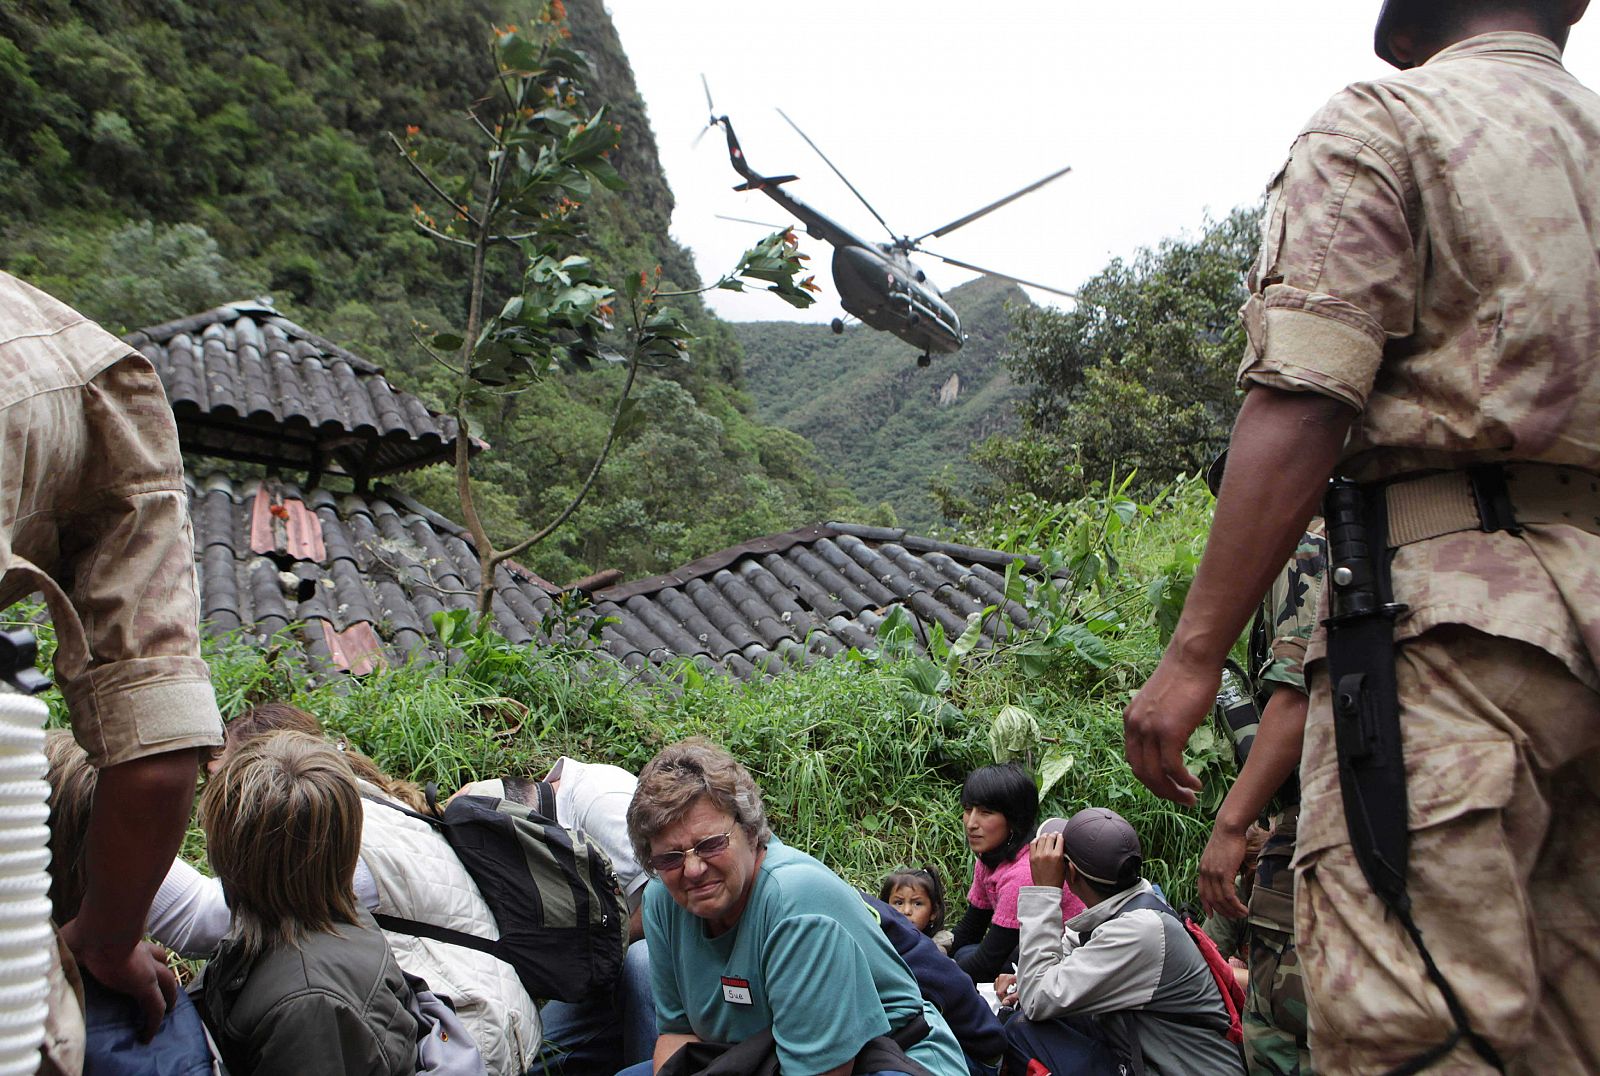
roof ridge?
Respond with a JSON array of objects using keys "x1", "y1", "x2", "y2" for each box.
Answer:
[
  {"x1": 594, "y1": 523, "x2": 840, "y2": 602},
  {"x1": 825, "y1": 520, "x2": 1051, "y2": 575},
  {"x1": 124, "y1": 299, "x2": 383, "y2": 375}
]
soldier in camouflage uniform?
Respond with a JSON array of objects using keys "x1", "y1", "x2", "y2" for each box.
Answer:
[
  {"x1": 1202, "y1": 457, "x2": 1324, "y2": 1075},
  {"x1": 1126, "y1": 1, "x2": 1600, "y2": 1071},
  {"x1": 1, "y1": 271, "x2": 224, "y2": 1041}
]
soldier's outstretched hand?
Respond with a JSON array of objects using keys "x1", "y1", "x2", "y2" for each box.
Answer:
[{"x1": 1123, "y1": 652, "x2": 1219, "y2": 806}]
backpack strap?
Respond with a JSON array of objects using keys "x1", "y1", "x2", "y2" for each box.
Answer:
[
  {"x1": 360, "y1": 789, "x2": 443, "y2": 825},
  {"x1": 371, "y1": 912, "x2": 498, "y2": 957},
  {"x1": 1095, "y1": 891, "x2": 1243, "y2": 1046},
  {"x1": 360, "y1": 792, "x2": 505, "y2": 959}
]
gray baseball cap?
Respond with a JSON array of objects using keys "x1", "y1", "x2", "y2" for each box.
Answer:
[{"x1": 1062, "y1": 807, "x2": 1143, "y2": 888}]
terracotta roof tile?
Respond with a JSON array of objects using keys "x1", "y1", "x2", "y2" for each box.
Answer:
[{"x1": 585, "y1": 522, "x2": 1060, "y2": 680}]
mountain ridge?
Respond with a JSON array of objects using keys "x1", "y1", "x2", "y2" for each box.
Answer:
[{"x1": 737, "y1": 275, "x2": 1029, "y2": 529}]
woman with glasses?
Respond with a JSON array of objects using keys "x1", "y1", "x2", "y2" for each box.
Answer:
[{"x1": 618, "y1": 738, "x2": 967, "y2": 1076}]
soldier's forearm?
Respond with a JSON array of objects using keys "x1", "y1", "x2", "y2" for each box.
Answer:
[
  {"x1": 1170, "y1": 387, "x2": 1354, "y2": 671},
  {"x1": 70, "y1": 749, "x2": 199, "y2": 955},
  {"x1": 1217, "y1": 688, "x2": 1309, "y2": 834}
]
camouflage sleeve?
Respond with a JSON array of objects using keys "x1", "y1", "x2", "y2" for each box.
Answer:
[
  {"x1": 1236, "y1": 89, "x2": 1418, "y2": 412},
  {"x1": 1256, "y1": 525, "x2": 1328, "y2": 695},
  {"x1": 60, "y1": 357, "x2": 223, "y2": 768}
]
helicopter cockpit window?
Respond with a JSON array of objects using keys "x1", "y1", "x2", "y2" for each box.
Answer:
[{"x1": 913, "y1": 269, "x2": 926, "y2": 282}]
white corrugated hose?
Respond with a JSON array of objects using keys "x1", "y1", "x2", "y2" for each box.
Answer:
[{"x1": 0, "y1": 693, "x2": 53, "y2": 1075}]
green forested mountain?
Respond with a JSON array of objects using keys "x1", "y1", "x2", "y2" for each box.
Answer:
[
  {"x1": 0, "y1": 0, "x2": 855, "y2": 583},
  {"x1": 737, "y1": 275, "x2": 1030, "y2": 530}
]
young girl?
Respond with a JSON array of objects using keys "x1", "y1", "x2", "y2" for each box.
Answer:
[
  {"x1": 949, "y1": 764, "x2": 1086, "y2": 983},
  {"x1": 880, "y1": 866, "x2": 954, "y2": 953}
]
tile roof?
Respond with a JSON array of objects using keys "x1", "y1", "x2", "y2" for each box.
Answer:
[
  {"x1": 128, "y1": 301, "x2": 472, "y2": 481},
  {"x1": 153, "y1": 308, "x2": 1054, "y2": 682},
  {"x1": 189, "y1": 471, "x2": 563, "y2": 672},
  {"x1": 586, "y1": 522, "x2": 1052, "y2": 680},
  {"x1": 189, "y1": 476, "x2": 1052, "y2": 683}
]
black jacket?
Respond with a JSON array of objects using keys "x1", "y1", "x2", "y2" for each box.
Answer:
[{"x1": 198, "y1": 909, "x2": 423, "y2": 1076}]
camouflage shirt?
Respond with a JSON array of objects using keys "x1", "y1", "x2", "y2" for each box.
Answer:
[
  {"x1": 1236, "y1": 32, "x2": 1600, "y2": 693},
  {"x1": 0, "y1": 271, "x2": 222, "y2": 767},
  {"x1": 1251, "y1": 523, "x2": 1327, "y2": 698}
]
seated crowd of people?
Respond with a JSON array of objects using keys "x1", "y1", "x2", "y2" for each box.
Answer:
[{"x1": 45, "y1": 704, "x2": 1249, "y2": 1076}]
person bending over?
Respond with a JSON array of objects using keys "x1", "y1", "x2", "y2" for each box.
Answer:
[{"x1": 195, "y1": 732, "x2": 476, "y2": 1076}]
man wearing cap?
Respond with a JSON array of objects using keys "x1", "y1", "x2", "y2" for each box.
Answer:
[
  {"x1": 1123, "y1": 1, "x2": 1600, "y2": 1071},
  {"x1": 997, "y1": 808, "x2": 1245, "y2": 1076}
]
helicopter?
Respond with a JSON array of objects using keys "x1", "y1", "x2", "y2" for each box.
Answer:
[{"x1": 701, "y1": 84, "x2": 1081, "y2": 366}]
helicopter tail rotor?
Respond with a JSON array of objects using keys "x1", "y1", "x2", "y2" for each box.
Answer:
[{"x1": 692, "y1": 74, "x2": 723, "y2": 148}]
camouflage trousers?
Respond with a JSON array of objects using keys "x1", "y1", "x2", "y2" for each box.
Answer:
[
  {"x1": 1244, "y1": 812, "x2": 1311, "y2": 1076},
  {"x1": 1296, "y1": 626, "x2": 1600, "y2": 1074}
]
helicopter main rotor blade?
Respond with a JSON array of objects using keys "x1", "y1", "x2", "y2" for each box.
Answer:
[
  {"x1": 775, "y1": 107, "x2": 897, "y2": 240},
  {"x1": 701, "y1": 74, "x2": 715, "y2": 115},
  {"x1": 912, "y1": 164, "x2": 1073, "y2": 244},
  {"x1": 716, "y1": 213, "x2": 789, "y2": 229},
  {"x1": 922, "y1": 249, "x2": 1086, "y2": 302}
]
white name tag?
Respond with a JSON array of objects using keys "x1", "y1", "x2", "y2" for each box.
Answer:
[{"x1": 720, "y1": 976, "x2": 752, "y2": 1005}]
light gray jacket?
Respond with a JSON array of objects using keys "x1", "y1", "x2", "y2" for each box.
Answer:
[{"x1": 1016, "y1": 880, "x2": 1244, "y2": 1076}]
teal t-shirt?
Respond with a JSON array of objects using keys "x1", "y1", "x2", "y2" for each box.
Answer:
[{"x1": 645, "y1": 838, "x2": 967, "y2": 1075}]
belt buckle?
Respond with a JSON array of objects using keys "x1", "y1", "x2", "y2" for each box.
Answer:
[{"x1": 1466, "y1": 465, "x2": 1522, "y2": 536}]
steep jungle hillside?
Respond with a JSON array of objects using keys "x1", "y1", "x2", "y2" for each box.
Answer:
[
  {"x1": 0, "y1": 0, "x2": 855, "y2": 582},
  {"x1": 738, "y1": 275, "x2": 1029, "y2": 529}
]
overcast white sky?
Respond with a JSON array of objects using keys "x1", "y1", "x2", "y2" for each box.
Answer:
[{"x1": 600, "y1": 2, "x2": 1600, "y2": 326}]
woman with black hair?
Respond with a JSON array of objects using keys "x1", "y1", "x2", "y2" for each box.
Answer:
[{"x1": 949, "y1": 764, "x2": 1086, "y2": 984}]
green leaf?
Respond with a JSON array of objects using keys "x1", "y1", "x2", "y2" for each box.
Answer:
[
  {"x1": 431, "y1": 332, "x2": 463, "y2": 352},
  {"x1": 945, "y1": 608, "x2": 988, "y2": 674},
  {"x1": 1038, "y1": 751, "x2": 1076, "y2": 800},
  {"x1": 431, "y1": 608, "x2": 473, "y2": 649},
  {"x1": 1003, "y1": 559, "x2": 1028, "y2": 606},
  {"x1": 1055, "y1": 624, "x2": 1112, "y2": 669},
  {"x1": 989, "y1": 705, "x2": 1042, "y2": 765},
  {"x1": 901, "y1": 658, "x2": 949, "y2": 698}
]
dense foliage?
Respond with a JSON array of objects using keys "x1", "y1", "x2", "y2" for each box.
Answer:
[
  {"x1": 0, "y1": 0, "x2": 855, "y2": 583},
  {"x1": 739, "y1": 275, "x2": 1029, "y2": 530},
  {"x1": 935, "y1": 207, "x2": 1262, "y2": 522}
]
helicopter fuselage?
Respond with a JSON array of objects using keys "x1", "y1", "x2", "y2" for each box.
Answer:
[
  {"x1": 717, "y1": 116, "x2": 963, "y2": 355},
  {"x1": 831, "y1": 244, "x2": 961, "y2": 355}
]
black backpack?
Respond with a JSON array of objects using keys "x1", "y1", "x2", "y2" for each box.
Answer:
[{"x1": 366, "y1": 793, "x2": 629, "y2": 1003}]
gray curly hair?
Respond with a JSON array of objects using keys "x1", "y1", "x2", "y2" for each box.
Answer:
[{"x1": 627, "y1": 738, "x2": 771, "y2": 871}]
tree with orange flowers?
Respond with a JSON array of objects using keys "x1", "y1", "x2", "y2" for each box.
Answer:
[{"x1": 394, "y1": 5, "x2": 811, "y2": 618}]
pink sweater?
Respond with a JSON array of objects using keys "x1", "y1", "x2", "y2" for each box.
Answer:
[{"x1": 968, "y1": 847, "x2": 1087, "y2": 929}]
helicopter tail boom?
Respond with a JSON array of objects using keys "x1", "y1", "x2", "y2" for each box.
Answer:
[{"x1": 732, "y1": 175, "x2": 798, "y2": 192}]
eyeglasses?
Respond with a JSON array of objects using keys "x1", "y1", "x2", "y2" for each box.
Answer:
[{"x1": 647, "y1": 831, "x2": 734, "y2": 873}]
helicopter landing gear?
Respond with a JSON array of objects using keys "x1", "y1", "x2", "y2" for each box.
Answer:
[
  {"x1": 916, "y1": 353, "x2": 931, "y2": 368},
  {"x1": 830, "y1": 317, "x2": 844, "y2": 334}
]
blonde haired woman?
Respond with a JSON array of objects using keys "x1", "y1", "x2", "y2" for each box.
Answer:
[
  {"x1": 59, "y1": 705, "x2": 542, "y2": 1076},
  {"x1": 195, "y1": 731, "x2": 430, "y2": 1076}
]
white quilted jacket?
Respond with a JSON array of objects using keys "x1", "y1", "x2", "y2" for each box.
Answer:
[{"x1": 359, "y1": 788, "x2": 542, "y2": 1076}]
